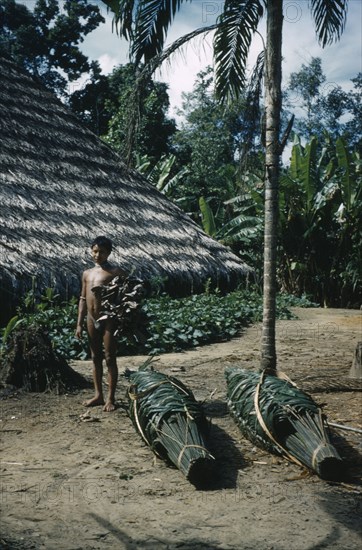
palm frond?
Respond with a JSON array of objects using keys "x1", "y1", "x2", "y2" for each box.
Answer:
[
  {"x1": 214, "y1": 0, "x2": 264, "y2": 100},
  {"x1": 310, "y1": 0, "x2": 348, "y2": 47},
  {"x1": 241, "y1": 50, "x2": 265, "y2": 156},
  {"x1": 132, "y1": 0, "x2": 191, "y2": 63},
  {"x1": 103, "y1": 1, "x2": 193, "y2": 61},
  {"x1": 122, "y1": 24, "x2": 217, "y2": 163},
  {"x1": 137, "y1": 23, "x2": 218, "y2": 78},
  {"x1": 102, "y1": 0, "x2": 136, "y2": 40}
]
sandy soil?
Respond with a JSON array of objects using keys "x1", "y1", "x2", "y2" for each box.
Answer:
[{"x1": 1, "y1": 307, "x2": 361, "y2": 550}]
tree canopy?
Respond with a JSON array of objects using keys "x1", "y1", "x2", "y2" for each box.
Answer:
[
  {"x1": 284, "y1": 57, "x2": 361, "y2": 147},
  {"x1": 102, "y1": 63, "x2": 176, "y2": 165},
  {"x1": 0, "y1": 0, "x2": 104, "y2": 96}
]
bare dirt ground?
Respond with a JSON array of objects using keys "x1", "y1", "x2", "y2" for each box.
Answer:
[{"x1": 1, "y1": 307, "x2": 361, "y2": 550}]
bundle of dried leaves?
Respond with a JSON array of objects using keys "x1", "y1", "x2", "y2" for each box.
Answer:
[{"x1": 92, "y1": 276, "x2": 149, "y2": 343}]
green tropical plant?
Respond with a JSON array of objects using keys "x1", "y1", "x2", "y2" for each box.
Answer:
[
  {"x1": 1, "y1": 286, "x2": 316, "y2": 360},
  {"x1": 135, "y1": 153, "x2": 189, "y2": 194},
  {"x1": 102, "y1": 63, "x2": 176, "y2": 166},
  {"x1": 199, "y1": 197, "x2": 217, "y2": 237},
  {"x1": 279, "y1": 133, "x2": 361, "y2": 306},
  {"x1": 332, "y1": 137, "x2": 361, "y2": 304},
  {"x1": 103, "y1": 0, "x2": 349, "y2": 371},
  {"x1": 169, "y1": 67, "x2": 247, "y2": 222},
  {"x1": 0, "y1": 289, "x2": 88, "y2": 360},
  {"x1": 0, "y1": 315, "x2": 21, "y2": 354}
]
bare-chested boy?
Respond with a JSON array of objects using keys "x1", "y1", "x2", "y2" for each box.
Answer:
[{"x1": 75, "y1": 236, "x2": 126, "y2": 412}]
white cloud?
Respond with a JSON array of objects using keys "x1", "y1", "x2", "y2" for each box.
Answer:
[
  {"x1": 97, "y1": 53, "x2": 120, "y2": 74},
  {"x1": 80, "y1": 8, "x2": 128, "y2": 67}
]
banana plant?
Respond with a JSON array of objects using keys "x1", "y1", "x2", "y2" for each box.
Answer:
[
  {"x1": 199, "y1": 197, "x2": 217, "y2": 237},
  {"x1": 335, "y1": 137, "x2": 361, "y2": 214},
  {"x1": 135, "y1": 153, "x2": 189, "y2": 195},
  {"x1": 0, "y1": 315, "x2": 22, "y2": 355},
  {"x1": 331, "y1": 137, "x2": 361, "y2": 302},
  {"x1": 279, "y1": 133, "x2": 361, "y2": 305},
  {"x1": 217, "y1": 192, "x2": 264, "y2": 245}
]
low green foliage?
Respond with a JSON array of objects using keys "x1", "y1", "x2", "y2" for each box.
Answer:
[
  {"x1": 143, "y1": 291, "x2": 257, "y2": 355},
  {"x1": 276, "y1": 293, "x2": 319, "y2": 309},
  {"x1": 0, "y1": 288, "x2": 317, "y2": 360},
  {"x1": 0, "y1": 289, "x2": 88, "y2": 361},
  {"x1": 141, "y1": 290, "x2": 316, "y2": 355}
]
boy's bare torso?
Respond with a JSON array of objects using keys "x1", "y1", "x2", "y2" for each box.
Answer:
[{"x1": 83, "y1": 265, "x2": 123, "y2": 318}]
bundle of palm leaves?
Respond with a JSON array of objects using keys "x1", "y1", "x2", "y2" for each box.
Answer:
[
  {"x1": 225, "y1": 366, "x2": 344, "y2": 480},
  {"x1": 92, "y1": 275, "x2": 149, "y2": 343},
  {"x1": 125, "y1": 363, "x2": 215, "y2": 487}
]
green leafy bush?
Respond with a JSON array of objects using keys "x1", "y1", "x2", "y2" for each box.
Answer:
[{"x1": 0, "y1": 289, "x2": 88, "y2": 361}]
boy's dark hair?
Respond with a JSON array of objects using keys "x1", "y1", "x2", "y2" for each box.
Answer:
[{"x1": 91, "y1": 236, "x2": 113, "y2": 252}]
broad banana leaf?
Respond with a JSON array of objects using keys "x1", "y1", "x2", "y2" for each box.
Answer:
[{"x1": 199, "y1": 196, "x2": 217, "y2": 237}]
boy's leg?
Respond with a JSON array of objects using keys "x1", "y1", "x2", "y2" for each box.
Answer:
[
  {"x1": 103, "y1": 321, "x2": 118, "y2": 412},
  {"x1": 84, "y1": 318, "x2": 105, "y2": 407}
]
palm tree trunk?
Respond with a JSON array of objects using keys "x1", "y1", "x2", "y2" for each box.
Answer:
[{"x1": 260, "y1": 0, "x2": 283, "y2": 372}]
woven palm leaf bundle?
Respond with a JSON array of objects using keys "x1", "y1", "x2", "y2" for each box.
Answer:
[
  {"x1": 225, "y1": 367, "x2": 344, "y2": 480},
  {"x1": 126, "y1": 364, "x2": 215, "y2": 487}
]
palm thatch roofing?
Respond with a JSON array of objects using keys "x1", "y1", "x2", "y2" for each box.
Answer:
[{"x1": 0, "y1": 56, "x2": 251, "y2": 322}]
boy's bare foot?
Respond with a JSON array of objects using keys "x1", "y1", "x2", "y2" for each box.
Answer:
[
  {"x1": 103, "y1": 401, "x2": 116, "y2": 412},
  {"x1": 83, "y1": 396, "x2": 105, "y2": 407}
]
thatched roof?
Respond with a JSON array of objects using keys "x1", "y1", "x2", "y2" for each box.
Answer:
[{"x1": 0, "y1": 56, "x2": 251, "y2": 321}]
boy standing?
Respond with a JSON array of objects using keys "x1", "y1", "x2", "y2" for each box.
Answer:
[{"x1": 76, "y1": 236, "x2": 126, "y2": 411}]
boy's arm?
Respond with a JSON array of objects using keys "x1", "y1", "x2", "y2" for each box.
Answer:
[{"x1": 75, "y1": 273, "x2": 87, "y2": 338}]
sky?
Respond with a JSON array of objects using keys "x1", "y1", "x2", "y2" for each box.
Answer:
[{"x1": 76, "y1": 0, "x2": 362, "y2": 123}]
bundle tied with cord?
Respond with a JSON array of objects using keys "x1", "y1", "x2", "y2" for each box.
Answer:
[
  {"x1": 125, "y1": 362, "x2": 215, "y2": 487},
  {"x1": 225, "y1": 366, "x2": 344, "y2": 480}
]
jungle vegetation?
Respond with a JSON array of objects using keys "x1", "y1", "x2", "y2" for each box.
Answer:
[{"x1": 1, "y1": 1, "x2": 360, "y2": 359}]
